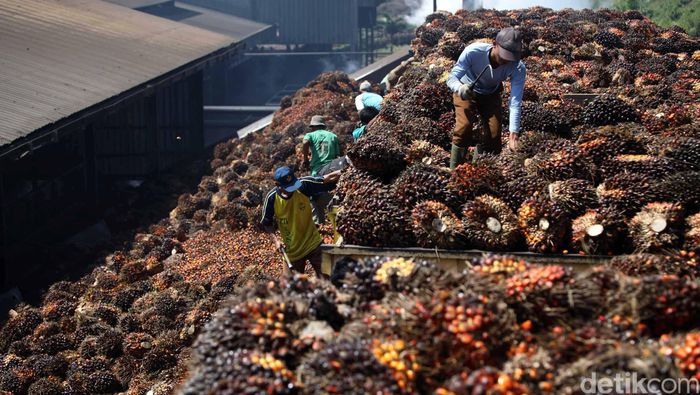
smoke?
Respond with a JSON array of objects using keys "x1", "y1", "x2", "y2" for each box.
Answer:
[
  {"x1": 318, "y1": 56, "x2": 362, "y2": 74},
  {"x1": 405, "y1": 0, "x2": 599, "y2": 25}
]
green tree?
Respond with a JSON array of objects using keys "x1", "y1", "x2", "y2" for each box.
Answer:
[
  {"x1": 377, "y1": 14, "x2": 411, "y2": 50},
  {"x1": 611, "y1": 0, "x2": 700, "y2": 36}
]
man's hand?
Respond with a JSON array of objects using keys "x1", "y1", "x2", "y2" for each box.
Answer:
[
  {"x1": 273, "y1": 235, "x2": 285, "y2": 250},
  {"x1": 458, "y1": 83, "x2": 475, "y2": 100},
  {"x1": 508, "y1": 132, "x2": 520, "y2": 151},
  {"x1": 323, "y1": 170, "x2": 342, "y2": 183}
]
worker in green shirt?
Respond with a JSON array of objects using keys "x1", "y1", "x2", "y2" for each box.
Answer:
[
  {"x1": 302, "y1": 115, "x2": 341, "y2": 224},
  {"x1": 261, "y1": 166, "x2": 340, "y2": 277},
  {"x1": 303, "y1": 115, "x2": 341, "y2": 175}
]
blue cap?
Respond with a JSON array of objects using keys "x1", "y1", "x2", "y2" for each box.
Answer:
[{"x1": 273, "y1": 166, "x2": 302, "y2": 192}]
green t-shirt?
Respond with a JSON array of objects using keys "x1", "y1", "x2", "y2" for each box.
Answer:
[{"x1": 304, "y1": 130, "x2": 340, "y2": 176}]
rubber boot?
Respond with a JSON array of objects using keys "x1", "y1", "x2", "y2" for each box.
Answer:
[
  {"x1": 471, "y1": 144, "x2": 482, "y2": 164},
  {"x1": 450, "y1": 144, "x2": 467, "y2": 170}
]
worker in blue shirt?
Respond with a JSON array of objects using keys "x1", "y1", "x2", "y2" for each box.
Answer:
[
  {"x1": 355, "y1": 81, "x2": 383, "y2": 112},
  {"x1": 352, "y1": 106, "x2": 379, "y2": 141},
  {"x1": 446, "y1": 27, "x2": 526, "y2": 169}
]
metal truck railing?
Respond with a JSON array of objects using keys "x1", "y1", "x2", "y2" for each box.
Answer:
[{"x1": 320, "y1": 244, "x2": 612, "y2": 275}]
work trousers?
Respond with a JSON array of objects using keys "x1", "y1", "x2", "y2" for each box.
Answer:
[
  {"x1": 290, "y1": 245, "x2": 324, "y2": 278},
  {"x1": 452, "y1": 90, "x2": 503, "y2": 154},
  {"x1": 311, "y1": 192, "x2": 332, "y2": 225}
]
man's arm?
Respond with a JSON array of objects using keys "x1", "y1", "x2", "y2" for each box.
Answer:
[
  {"x1": 507, "y1": 62, "x2": 526, "y2": 150},
  {"x1": 446, "y1": 47, "x2": 472, "y2": 93},
  {"x1": 260, "y1": 189, "x2": 277, "y2": 230},
  {"x1": 302, "y1": 136, "x2": 312, "y2": 168},
  {"x1": 298, "y1": 175, "x2": 336, "y2": 197},
  {"x1": 323, "y1": 170, "x2": 342, "y2": 183},
  {"x1": 355, "y1": 95, "x2": 365, "y2": 111},
  {"x1": 508, "y1": 62, "x2": 526, "y2": 135}
]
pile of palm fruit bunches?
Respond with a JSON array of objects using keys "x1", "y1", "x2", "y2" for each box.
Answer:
[{"x1": 1, "y1": 7, "x2": 699, "y2": 395}]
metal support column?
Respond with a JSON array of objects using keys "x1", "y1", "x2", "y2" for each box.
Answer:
[
  {"x1": 191, "y1": 71, "x2": 205, "y2": 152},
  {"x1": 84, "y1": 124, "x2": 98, "y2": 204},
  {"x1": 146, "y1": 94, "x2": 159, "y2": 174},
  {"x1": 0, "y1": 172, "x2": 7, "y2": 288}
]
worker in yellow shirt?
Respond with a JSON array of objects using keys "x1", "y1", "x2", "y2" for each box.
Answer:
[{"x1": 260, "y1": 166, "x2": 340, "y2": 277}]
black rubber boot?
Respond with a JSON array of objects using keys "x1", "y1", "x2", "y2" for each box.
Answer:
[{"x1": 450, "y1": 144, "x2": 467, "y2": 170}]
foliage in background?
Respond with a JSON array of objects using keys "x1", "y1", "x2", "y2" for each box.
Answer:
[{"x1": 611, "y1": 0, "x2": 699, "y2": 36}]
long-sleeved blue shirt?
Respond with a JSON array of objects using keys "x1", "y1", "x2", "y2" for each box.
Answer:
[{"x1": 446, "y1": 42, "x2": 526, "y2": 134}]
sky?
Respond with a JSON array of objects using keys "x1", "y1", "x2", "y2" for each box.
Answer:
[{"x1": 406, "y1": 0, "x2": 596, "y2": 24}]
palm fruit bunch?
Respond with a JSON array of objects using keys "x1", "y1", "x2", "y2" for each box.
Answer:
[
  {"x1": 685, "y1": 212, "x2": 700, "y2": 252},
  {"x1": 181, "y1": 349, "x2": 298, "y2": 395},
  {"x1": 598, "y1": 154, "x2": 680, "y2": 179},
  {"x1": 609, "y1": 253, "x2": 698, "y2": 277},
  {"x1": 610, "y1": 274, "x2": 700, "y2": 335},
  {"x1": 546, "y1": 179, "x2": 598, "y2": 217},
  {"x1": 525, "y1": 139, "x2": 595, "y2": 182},
  {"x1": 370, "y1": 338, "x2": 421, "y2": 393},
  {"x1": 393, "y1": 163, "x2": 462, "y2": 211},
  {"x1": 506, "y1": 265, "x2": 600, "y2": 326},
  {"x1": 330, "y1": 257, "x2": 385, "y2": 304},
  {"x1": 520, "y1": 101, "x2": 571, "y2": 136},
  {"x1": 336, "y1": 176, "x2": 413, "y2": 247},
  {"x1": 629, "y1": 202, "x2": 685, "y2": 252},
  {"x1": 191, "y1": 295, "x2": 298, "y2": 363},
  {"x1": 393, "y1": 116, "x2": 450, "y2": 149},
  {"x1": 660, "y1": 332, "x2": 700, "y2": 383},
  {"x1": 0, "y1": 307, "x2": 43, "y2": 353},
  {"x1": 576, "y1": 123, "x2": 647, "y2": 167},
  {"x1": 594, "y1": 30, "x2": 623, "y2": 48},
  {"x1": 470, "y1": 255, "x2": 531, "y2": 283},
  {"x1": 429, "y1": 289, "x2": 517, "y2": 371},
  {"x1": 373, "y1": 258, "x2": 417, "y2": 286},
  {"x1": 503, "y1": 343, "x2": 556, "y2": 393},
  {"x1": 405, "y1": 140, "x2": 450, "y2": 167},
  {"x1": 462, "y1": 195, "x2": 522, "y2": 251},
  {"x1": 380, "y1": 259, "x2": 461, "y2": 297},
  {"x1": 300, "y1": 340, "x2": 402, "y2": 394},
  {"x1": 437, "y1": 32, "x2": 466, "y2": 61},
  {"x1": 495, "y1": 149, "x2": 528, "y2": 180},
  {"x1": 655, "y1": 171, "x2": 700, "y2": 212},
  {"x1": 659, "y1": 137, "x2": 700, "y2": 171},
  {"x1": 555, "y1": 343, "x2": 680, "y2": 395},
  {"x1": 596, "y1": 172, "x2": 662, "y2": 216},
  {"x1": 571, "y1": 208, "x2": 627, "y2": 255},
  {"x1": 498, "y1": 175, "x2": 548, "y2": 212},
  {"x1": 406, "y1": 81, "x2": 454, "y2": 121},
  {"x1": 582, "y1": 95, "x2": 640, "y2": 126},
  {"x1": 435, "y1": 367, "x2": 529, "y2": 395},
  {"x1": 346, "y1": 132, "x2": 406, "y2": 180},
  {"x1": 358, "y1": 285, "x2": 514, "y2": 388},
  {"x1": 412, "y1": 201, "x2": 465, "y2": 249},
  {"x1": 332, "y1": 165, "x2": 377, "y2": 204},
  {"x1": 449, "y1": 157, "x2": 503, "y2": 200},
  {"x1": 518, "y1": 194, "x2": 571, "y2": 253}
]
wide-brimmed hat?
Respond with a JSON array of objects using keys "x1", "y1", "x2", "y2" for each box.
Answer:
[
  {"x1": 274, "y1": 166, "x2": 302, "y2": 192},
  {"x1": 496, "y1": 27, "x2": 523, "y2": 62},
  {"x1": 309, "y1": 115, "x2": 326, "y2": 127}
]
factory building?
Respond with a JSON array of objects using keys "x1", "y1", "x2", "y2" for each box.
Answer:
[{"x1": 0, "y1": 0, "x2": 251, "y2": 288}]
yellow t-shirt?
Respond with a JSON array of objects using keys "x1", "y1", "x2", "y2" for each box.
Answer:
[{"x1": 274, "y1": 190, "x2": 322, "y2": 262}]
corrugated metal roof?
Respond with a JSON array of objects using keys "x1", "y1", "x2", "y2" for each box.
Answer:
[
  {"x1": 0, "y1": 0, "x2": 236, "y2": 148},
  {"x1": 173, "y1": 2, "x2": 272, "y2": 41},
  {"x1": 104, "y1": 0, "x2": 272, "y2": 42}
]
